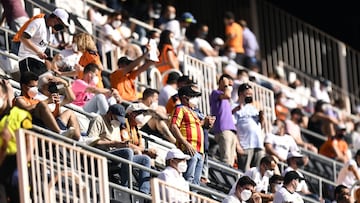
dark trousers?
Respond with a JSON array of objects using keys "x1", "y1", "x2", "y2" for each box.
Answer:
[{"x1": 19, "y1": 57, "x2": 47, "y2": 76}]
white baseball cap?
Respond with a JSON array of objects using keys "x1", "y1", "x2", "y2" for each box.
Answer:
[
  {"x1": 52, "y1": 8, "x2": 70, "y2": 27},
  {"x1": 165, "y1": 148, "x2": 191, "y2": 160},
  {"x1": 287, "y1": 150, "x2": 304, "y2": 159}
]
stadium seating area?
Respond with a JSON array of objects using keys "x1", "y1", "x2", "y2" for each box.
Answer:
[{"x1": 1, "y1": 0, "x2": 360, "y2": 203}]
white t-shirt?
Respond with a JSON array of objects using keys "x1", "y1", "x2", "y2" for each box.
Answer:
[
  {"x1": 18, "y1": 17, "x2": 52, "y2": 61},
  {"x1": 221, "y1": 194, "x2": 244, "y2": 203},
  {"x1": 336, "y1": 159, "x2": 360, "y2": 188},
  {"x1": 102, "y1": 24, "x2": 122, "y2": 53},
  {"x1": 264, "y1": 133, "x2": 299, "y2": 161},
  {"x1": 229, "y1": 167, "x2": 270, "y2": 194},
  {"x1": 158, "y1": 85, "x2": 177, "y2": 107},
  {"x1": 57, "y1": 48, "x2": 82, "y2": 69},
  {"x1": 158, "y1": 166, "x2": 189, "y2": 203},
  {"x1": 273, "y1": 187, "x2": 304, "y2": 203}
]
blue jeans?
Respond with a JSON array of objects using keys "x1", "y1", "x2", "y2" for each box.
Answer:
[
  {"x1": 110, "y1": 148, "x2": 151, "y2": 194},
  {"x1": 184, "y1": 152, "x2": 204, "y2": 185}
]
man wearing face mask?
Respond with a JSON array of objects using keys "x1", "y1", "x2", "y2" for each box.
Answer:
[
  {"x1": 210, "y1": 74, "x2": 238, "y2": 167},
  {"x1": 282, "y1": 151, "x2": 316, "y2": 201},
  {"x1": 14, "y1": 71, "x2": 73, "y2": 136},
  {"x1": 71, "y1": 63, "x2": 121, "y2": 115},
  {"x1": 273, "y1": 171, "x2": 304, "y2": 203},
  {"x1": 86, "y1": 104, "x2": 152, "y2": 194},
  {"x1": 170, "y1": 85, "x2": 204, "y2": 185},
  {"x1": 232, "y1": 83, "x2": 265, "y2": 172},
  {"x1": 229, "y1": 156, "x2": 277, "y2": 202},
  {"x1": 101, "y1": 11, "x2": 127, "y2": 70},
  {"x1": 158, "y1": 148, "x2": 191, "y2": 202},
  {"x1": 336, "y1": 149, "x2": 360, "y2": 188},
  {"x1": 222, "y1": 175, "x2": 259, "y2": 203},
  {"x1": 17, "y1": 8, "x2": 70, "y2": 77},
  {"x1": 125, "y1": 88, "x2": 176, "y2": 143}
]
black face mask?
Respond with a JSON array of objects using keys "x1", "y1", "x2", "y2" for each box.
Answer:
[
  {"x1": 297, "y1": 117, "x2": 303, "y2": 123},
  {"x1": 54, "y1": 24, "x2": 64, "y2": 31},
  {"x1": 295, "y1": 158, "x2": 304, "y2": 167},
  {"x1": 244, "y1": 96, "x2": 253, "y2": 104}
]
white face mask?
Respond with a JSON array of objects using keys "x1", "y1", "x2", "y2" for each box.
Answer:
[
  {"x1": 227, "y1": 86, "x2": 233, "y2": 92},
  {"x1": 189, "y1": 97, "x2": 199, "y2": 107},
  {"x1": 228, "y1": 52, "x2": 236, "y2": 60},
  {"x1": 169, "y1": 13, "x2": 176, "y2": 20},
  {"x1": 170, "y1": 38, "x2": 178, "y2": 47},
  {"x1": 240, "y1": 189, "x2": 252, "y2": 201},
  {"x1": 274, "y1": 183, "x2": 283, "y2": 192},
  {"x1": 112, "y1": 20, "x2": 122, "y2": 28},
  {"x1": 27, "y1": 87, "x2": 38, "y2": 98},
  {"x1": 177, "y1": 161, "x2": 187, "y2": 173},
  {"x1": 264, "y1": 170, "x2": 274, "y2": 178},
  {"x1": 91, "y1": 76, "x2": 99, "y2": 86},
  {"x1": 72, "y1": 43, "x2": 78, "y2": 52},
  {"x1": 111, "y1": 120, "x2": 121, "y2": 128},
  {"x1": 150, "y1": 101, "x2": 158, "y2": 110}
]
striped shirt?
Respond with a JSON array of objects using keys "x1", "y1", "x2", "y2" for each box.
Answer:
[{"x1": 171, "y1": 105, "x2": 204, "y2": 153}]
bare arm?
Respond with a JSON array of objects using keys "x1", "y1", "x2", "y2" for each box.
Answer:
[
  {"x1": 15, "y1": 97, "x2": 37, "y2": 111},
  {"x1": 264, "y1": 143, "x2": 285, "y2": 162},
  {"x1": 166, "y1": 50, "x2": 179, "y2": 70}
]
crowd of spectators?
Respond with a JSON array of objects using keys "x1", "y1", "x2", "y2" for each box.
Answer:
[{"x1": 1, "y1": 1, "x2": 360, "y2": 203}]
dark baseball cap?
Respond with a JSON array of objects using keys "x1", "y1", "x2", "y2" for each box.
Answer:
[
  {"x1": 283, "y1": 171, "x2": 305, "y2": 184},
  {"x1": 178, "y1": 85, "x2": 201, "y2": 97},
  {"x1": 238, "y1": 83, "x2": 252, "y2": 93},
  {"x1": 117, "y1": 56, "x2": 133, "y2": 66},
  {"x1": 181, "y1": 12, "x2": 197, "y2": 23},
  {"x1": 108, "y1": 104, "x2": 126, "y2": 124},
  {"x1": 167, "y1": 72, "x2": 181, "y2": 84}
]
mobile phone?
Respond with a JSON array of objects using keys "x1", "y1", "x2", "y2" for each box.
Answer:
[{"x1": 48, "y1": 82, "x2": 59, "y2": 93}]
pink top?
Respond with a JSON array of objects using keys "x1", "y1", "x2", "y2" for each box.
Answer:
[{"x1": 72, "y1": 79, "x2": 94, "y2": 107}]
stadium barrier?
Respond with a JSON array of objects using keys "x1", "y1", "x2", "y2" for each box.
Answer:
[{"x1": 16, "y1": 128, "x2": 110, "y2": 203}]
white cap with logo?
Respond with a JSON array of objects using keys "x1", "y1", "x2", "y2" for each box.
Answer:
[
  {"x1": 52, "y1": 8, "x2": 70, "y2": 27},
  {"x1": 165, "y1": 148, "x2": 191, "y2": 160}
]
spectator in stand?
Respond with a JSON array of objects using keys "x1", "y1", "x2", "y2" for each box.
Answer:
[
  {"x1": 274, "y1": 91, "x2": 290, "y2": 122},
  {"x1": 282, "y1": 151, "x2": 318, "y2": 201},
  {"x1": 157, "y1": 5, "x2": 176, "y2": 30},
  {"x1": 223, "y1": 11, "x2": 245, "y2": 66},
  {"x1": 86, "y1": 0, "x2": 108, "y2": 26},
  {"x1": 222, "y1": 176, "x2": 261, "y2": 203},
  {"x1": 0, "y1": 0, "x2": 29, "y2": 54},
  {"x1": 273, "y1": 171, "x2": 305, "y2": 203},
  {"x1": 269, "y1": 174, "x2": 284, "y2": 195},
  {"x1": 157, "y1": 148, "x2": 191, "y2": 203},
  {"x1": 66, "y1": 32, "x2": 105, "y2": 88},
  {"x1": 36, "y1": 72, "x2": 82, "y2": 140},
  {"x1": 110, "y1": 46, "x2": 155, "y2": 102},
  {"x1": 333, "y1": 184, "x2": 352, "y2": 203},
  {"x1": 265, "y1": 120, "x2": 299, "y2": 163},
  {"x1": 232, "y1": 83, "x2": 265, "y2": 172},
  {"x1": 319, "y1": 124, "x2": 351, "y2": 163},
  {"x1": 229, "y1": 156, "x2": 277, "y2": 202},
  {"x1": 231, "y1": 69, "x2": 249, "y2": 103},
  {"x1": 159, "y1": 71, "x2": 180, "y2": 107},
  {"x1": 155, "y1": 30, "x2": 179, "y2": 81},
  {"x1": 307, "y1": 100, "x2": 339, "y2": 148},
  {"x1": 312, "y1": 77, "x2": 331, "y2": 104},
  {"x1": 336, "y1": 149, "x2": 360, "y2": 188},
  {"x1": 101, "y1": 11, "x2": 128, "y2": 71},
  {"x1": 190, "y1": 23, "x2": 218, "y2": 67},
  {"x1": 165, "y1": 75, "x2": 194, "y2": 114},
  {"x1": 71, "y1": 63, "x2": 121, "y2": 115},
  {"x1": 125, "y1": 88, "x2": 176, "y2": 144},
  {"x1": 170, "y1": 85, "x2": 204, "y2": 185},
  {"x1": 285, "y1": 108, "x2": 318, "y2": 153},
  {"x1": 239, "y1": 19, "x2": 259, "y2": 69},
  {"x1": 210, "y1": 74, "x2": 238, "y2": 166},
  {"x1": 16, "y1": 8, "x2": 69, "y2": 76},
  {"x1": 87, "y1": 104, "x2": 151, "y2": 194},
  {"x1": 14, "y1": 71, "x2": 74, "y2": 137},
  {"x1": 0, "y1": 78, "x2": 32, "y2": 203}
]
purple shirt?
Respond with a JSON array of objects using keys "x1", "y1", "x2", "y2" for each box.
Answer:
[{"x1": 210, "y1": 90, "x2": 236, "y2": 134}]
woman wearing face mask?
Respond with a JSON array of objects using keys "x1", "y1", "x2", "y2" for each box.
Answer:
[
  {"x1": 158, "y1": 148, "x2": 191, "y2": 203},
  {"x1": 222, "y1": 175, "x2": 258, "y2": 203},
  {"x1": 155, "y1": 29, "x2": 179, "y2": 85}
]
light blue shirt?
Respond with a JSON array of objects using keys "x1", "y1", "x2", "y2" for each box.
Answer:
[{"x1": 233, "y1": 103, "x2": 264, "y2": 149}]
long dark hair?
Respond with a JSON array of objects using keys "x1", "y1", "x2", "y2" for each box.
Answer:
[{"x1": 158, "y1": 29, "x2": 172, "y2": 52}]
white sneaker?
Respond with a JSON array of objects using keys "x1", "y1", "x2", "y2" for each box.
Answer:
[
  {"x1": 79, "y1": 136, "x2": 100, "y2": 146},
  {"x1": 60, "y1": 127, "x2": 76, "y2": 138}
]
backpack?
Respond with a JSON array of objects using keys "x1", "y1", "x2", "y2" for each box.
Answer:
[{"x1": 12, "y1": 13, "x2": 46, "y2": 42}]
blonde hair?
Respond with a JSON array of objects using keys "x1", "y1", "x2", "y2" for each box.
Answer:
[{"x1": 75, "y1": 32, "x2": 97, "y2": 52}]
